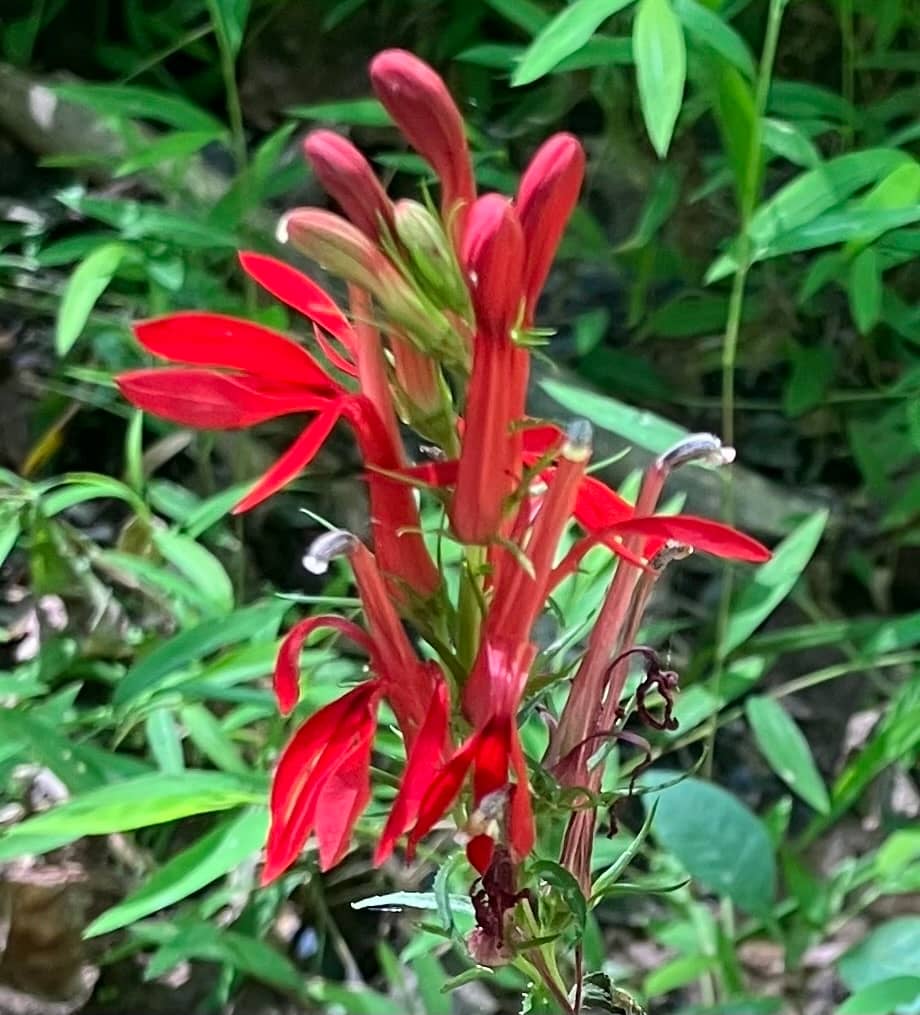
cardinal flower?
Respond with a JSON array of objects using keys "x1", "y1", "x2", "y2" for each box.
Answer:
[{"x1": 264, "y1": 534, "x2": 447, "y2": 881}]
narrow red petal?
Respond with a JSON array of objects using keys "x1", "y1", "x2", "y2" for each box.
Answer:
[
  {"x1": 609, "y1": 514, "x2": 772, "y2": 562},
  {"x1": 274, "y1": 615, "x2": 374, "y2": 714},
  {"x1": 238, "y1": 253, "x2": 356, "y2": 355},
  {"x1": 407, "y1": 733, "x2": 480, "y2": 858},
  {"x1": 472, "y1": 716, "x2": 510, "y2": 802},
  {"x1": 134, "y1": 311, "x2": 334, "y2": 388},
  {"x1": 508, "y1": 726, "x2": 535, "y2": 860},
  {"x1": 390, "y1": 459, "x2": 460, "y2": 487},
  {"x1": 233, "y1": 402, "x2": 343, "y2": 513},
  {"x1": 374, "y1": 680, "x2": 449, "y2": 866},
  {"x1": 313, "y1": 324, "x2": 358, "y2": 377},
  {"x1": 521, "y1": 422, "x2": 565, "y2": 461},
  {"x1": 117, "y1": 369, "x2": 318, "y2": 428},
  {"x1": 573, "y1": 475, "x2": 635, "y2": 531},
  {"x1": 313, "y1": 724, "x2": 375, "y2": 871}
]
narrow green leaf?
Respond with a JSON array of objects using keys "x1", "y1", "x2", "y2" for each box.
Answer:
[
  {"x1": 530, "y1": 859, "x2": 587, "y2": 931},
  {"x1": 53, "y1": 83, "x2": 224, "y2": 133},
  {"x1": 762, "y1": 117, "x2": 821, "y2": 168},
  {"x1": 0, "y1": 772, "x2": 264, "y2": 859},
  {"x1": 512, "y1": 0, "x2": 637, "y2": 86},
  {"x1": 114, "y1": 600, "x2": 287, "y2": 707},
  {"x1": 208, "y1": 0, "x2": 250, "y2": 56},
  {"x1": 352, "y1": 892, "x2": 475, "y2": 915},
  {"x1": 484, "y1": 0, "x2": 551, "y2": 34},
  {"x1": 710, "y1": 61, "x2": 759, "y2": 210},
  {"x1": 746, "y1": 696, "x2": 830, "y2": 813},
  {"x1": 115, "y1": 130, "x2": 222, "y2": 177},
  {"x1": 634, "y1": 0, "x2": 686, "y2": 157},
  {"x1": 0, "y1": 508, "x2": 21, "y2": 569},
  {"x1": 673, "y1": 0, "x2": 755, "y2": 79},
  {"x1": 180, "y1": 704, "x2": 247, "y2": 774},
  {"x1": 146, "y1": 708, "x2": 185, "y2": 774},
  {"x1": 723, "y1": 510, "x2": 829, "y2": 655},
  {"x1": 85, "y1": 808, "x2": 266, "y2": 937},
  {"x1": 55, "y1": 242, "x2": 126, "y2": 355},
  {"x1": 286, "y1": 99, "x2": 391, "y2": 127},
  {"x1": 848, "y1": 246, "x2": 882, "y2": 334},
  {"x1": 153, "y1": 529, "x2": 234, "y2": 614}
]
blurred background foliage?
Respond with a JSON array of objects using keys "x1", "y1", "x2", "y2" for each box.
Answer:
[{"x1": 0, "y1": 0, "x2": 918, "y2": 1013}]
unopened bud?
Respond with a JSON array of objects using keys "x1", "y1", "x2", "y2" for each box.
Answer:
[
  {"x1": 657, "y1": 433, "x2": 736, "y2": 473},
  {"x1": 393, "y1": 199, "x2": 469, "y2": 313},
  {"x1": 302, "y1": 529, "x2": 357, "y2": 574},
  {"x1": 462, "y1": 194, "x2": 525, "y2": 337}
]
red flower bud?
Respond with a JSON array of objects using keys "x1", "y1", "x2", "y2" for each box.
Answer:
[
  {"x1": 461, "y1": 194, "x2": 525, "y2": 338},
  {"x1": 303, "y1": 130, "x2": 394, "y2": 239},
  {"x1": 516, "y1": 133, "x2": 585, "y2": 321},
  {"x1": 370, "y1": 49, "x2": 475, "y2": 246}
]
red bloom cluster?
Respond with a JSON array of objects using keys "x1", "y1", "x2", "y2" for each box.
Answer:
[{"x1": 116, "y1": 50, "x2": 770, "y2": 898}]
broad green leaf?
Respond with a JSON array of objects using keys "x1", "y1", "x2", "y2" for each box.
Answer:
[
  {"x1": 53, "y1": 83, "x2": 224, "y2": 133},
  {"x1": 114, "y1": 599, "x2": 287, "y2": 707},
  {"x1": 541, "y1": 378, "x2": 687, "y2": 453},
  {"x1": 208, "y1": 0, "x2": 250, "y2": 56},
  {"x1": 153, "y1": 529, "x2": 234, "y2": 614},
  {"x1": 839, "y1": 918, "x2": 920, "y2": 992},
  {"x1": 745, "y1": 696, "x2": 830, "y2": 813},
  {"x1": 287, "y1": 99, "x2": 391, "y2": 127},
  {"x1": 512, "y1": 0, "x2": 637, "y2": 86},
  {"x1": 0, "y1": 772, "x2": 264, "y2": 859},
  {"x1": 644, "y1": 774, "x2": 776, "y2": 914},
  {"x1": 115, "y1": 130, "x2": 222, "y2": 177},
  {"x1": 55, "y1": 242, "x2": 126, "y2": 355},
  {"x1": 85, "y1": 808, "x2": 266, "y2": 937},
  {"x1": 634, "y1": 0, "x2": 686, "y2": 157},
  {"x1": 673, "y1": 0, "x2": 754, "y2": 79},
  {"x1": 848, "y1": 246, "x2": 882, "y2": 334},
  {"x1": 722, "y1": 510, "x2": 828, "y2": 655},
  {"x1": 837, "y1": 977, "x2": 920, "y2": 1015}
]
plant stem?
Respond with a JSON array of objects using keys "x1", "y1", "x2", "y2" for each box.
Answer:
[{"x1": 708, "y1": 0, "x2": 788, "y2": 776}]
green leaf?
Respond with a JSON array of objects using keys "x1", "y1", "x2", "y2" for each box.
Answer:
[
  {"x1": 710, "y1": 61, "x2": 759, "y2": 211},
  {"x1": 837, "y1": 977, "x2": 920, "y2": 1015},
  {"x1": 616, "y1": 168, "x2": 679, "y2": 251},
  {"x1": 114, "y1": 599, "x2": 287, "y2": 708},
  {"x1": 41, "y1": 473, "x2": 148, "y2": 518},
  {"x1": 530, "y1": 859, "x2": 587, "y2": 931},
  {"x1": 541, "y1": 378, "x2": 687, "y2": 453},
  {"x1": 0, "y1": 772, "x2": 264, "y2": 860},
  {"x1": 153, "y1": 529, "x2": 234, "y2": 614},
  {"x1": 53, "y1": 83, "x2": 224, "y2": 133},
  {"x1": 55, "y1": 242, "x2": 126, "y2": 355},
  {"x1": 146, "y1": 707, "x2": 185, "y2": 774},
  {"x1": 352, "y1": 892, "x2": 475, "y2": 915},
  {"x1": 634, "y1": 0, "x2": 686, "y2": 157},
  {"x1": 590, "y1": 803, "x2": 657, "y2": 901},
  {"x1": 839, "y1": 918, "x2": 920, "y2": 992},
  {"x1": 762, "y1": 117, "x2": 821, "y2": 168},
  {"x1": 115, "y1": 130, "x2": 223, "y2": 177},
  {"x1": 85, "y1": 808, "x2": 266, "y2": 937},
  {"x1": 673, "y1": 0, "x2": 754, "y2": 79},
  {"x1": 207, "y1": 0, "x2": 250, "y2": 56},
  {"x1": 484, "y1": 0, "x2": 551, "y2": 34},
  {"x1": 745, "y1": 696, "x2": 830, "y2": 813},
  {"x1": 0, "y1": 507, "x2": 21, "y2": 569},
  {"x1": 287, "y1": 98, "x2": 391, "y2": 127},
  {"x1": 643, "y1": 774, "x2": 776, "y2": 914},
  {"x1": 848, "y1": 246, "x2": 882, "y2": 334},
  {"x1": 723, "y1": 510, "x2": 828, "y2": 656},
  {"x1": 512, "y1": 0, "x2": 637, "y2": 86},
  {"x1": 180, "y1": 704, "x2": 247, "y2": 774},
  {"x1": 783, "y1": 342, "x2": 836, "y2": 417}
]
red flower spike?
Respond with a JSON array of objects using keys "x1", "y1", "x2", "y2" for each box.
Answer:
[
  {"x1": 516, "y1": 133, "x2": 586, "y2": 322},
  {"x1": 303, "y1": 130, "x2": 394, "y2": 240},
  {"x1": 133, "y1": 312, "x2": 337, "y2": 388},
  {"x1": 461, "y1": 195, "x2": 525, "y2": 337},
  {"x1": 374, "y1": 680, "x2": 449, "y2": 865},
  {"x1": 370, "y1": 49, "x2": 475, "y2": 246},
  {"x1": 273, "y1": 614, "x2": 375, "y2": 715},
  {"x1": 262, "y1": 681, "x2": 382, "y2": 882}
]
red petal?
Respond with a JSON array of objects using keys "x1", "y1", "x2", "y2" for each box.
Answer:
[
  {"x1": 239, "y1": 252, "x2": 357, "y2": 358},
  {"x1": 313, "y1": 725, "x2": 375, "y2": 870},
  {"x1": 521, "y1": 422, "x2": 564, "y2": 460},
  {"x1": 508, "y1": 726, "x2": 535, "y2": 860},
  {"x1": 472, "y1": 716, "x2": 510, "y2": 802},
  {"x1": 313, "y1": 324, "x2": 358, "y2": 377},
  {"x1": 374, "y1": 680, "x2": 449, "y2": 866},
  {"x1": 117, "y1": 369, "x2": 321, "y2": 428},
  {"x1": 274, "y1": 615, "x2": 374, "y2": 715},
  {"x1": 389, "y1": 459, "x2": 459, "y2": 488},
  {"x1": 407, "y1": 733, "x2": 480, "y2": 858},
  {"x1": 573, "y1": 475, "x2": 634, "y2": 531},
  {"x1": 262, "y1": 683, "x2": 378, "y2": 883},
  {"x1": 134, "y1": 311, "x2": 334, "y2": 387},
  {"x1": 233, "y1": 402, "x2": 343, "y2": 513},
  {"x1": 609, "y1": 514, "x2": 772, "y2": 562},
  {"x1": 466, "y1": 834, "x2": 495, "y2": 875}
]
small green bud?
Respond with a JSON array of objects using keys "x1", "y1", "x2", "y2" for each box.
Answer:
[{"x1": 393, "y1": 199, "x2": 471, "y2": 315}]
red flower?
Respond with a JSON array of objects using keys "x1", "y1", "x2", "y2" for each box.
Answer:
[
  {"x1": 303, "y1": 129, "x2": 394, "y2": 240},
  {"x1": 451, "y1": 196, "x2": 527, "y2": 543},
  {"x1": 370, "y1": 49, "x2": 475, "y2": 248},
  {"x1": 264, "y1": 538, "x2": 447, "y2": 881}
]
